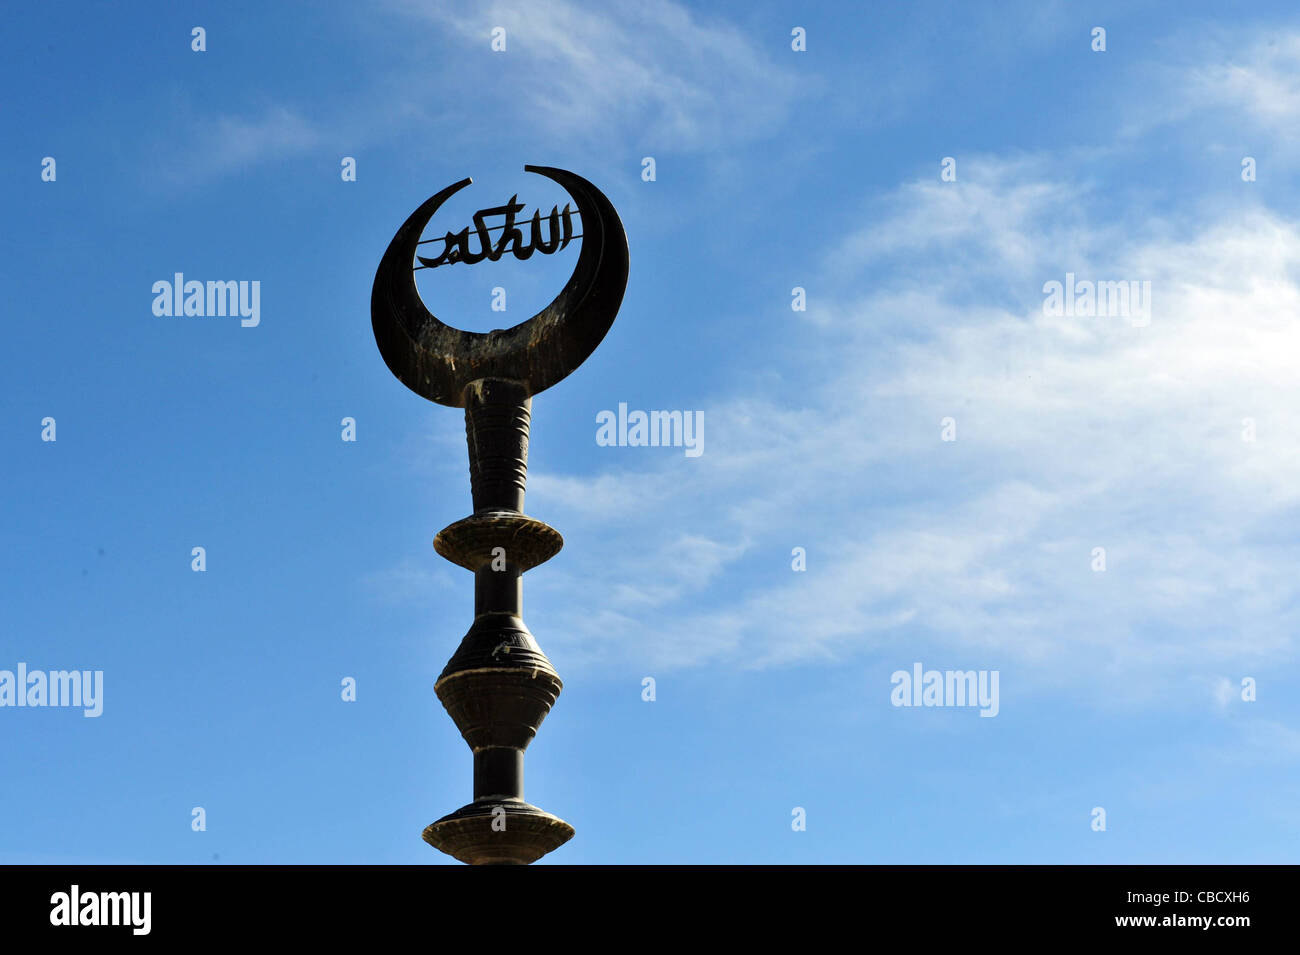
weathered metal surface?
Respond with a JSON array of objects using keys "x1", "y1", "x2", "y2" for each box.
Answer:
[
  {"x1": 371, "y1": 165, "x2": 629, "y2": 407},
  {"x1": 433, "y1": 514, "x2": 563, "y2": 572},
  {"x1": 423, "y1": 803, "x2": 574, "y2": 866},
  {"x1": 370, "y1": 166, "x2": 627, "y2": 864},
  {"x1": 423, "y1": 381, "x2": 571, "y2": 865}
]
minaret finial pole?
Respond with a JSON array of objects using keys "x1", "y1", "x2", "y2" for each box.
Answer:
[{"x1": 369, "y1": 166, "x2": 628, "y2": 864}]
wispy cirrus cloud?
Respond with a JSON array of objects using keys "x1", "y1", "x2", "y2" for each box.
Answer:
[
  {"x1": 1187, "y1": 32, "x2": 1300, "y2": 129},
  {"x1": 147, "y1": 0, "x2": 806, "y2": 186},
  {"x1": 522, "y1": 149, "x2": 1300, "y2": 703},
  {"x1": 397, "y1": 0, "x2": 807, "y2": 151},
  {"x1": 361, "y1": 556, "x2": 457, "y2": 608},
  {"x1": 152, "y1": 104, "x2": 321, "y2": 183},
  {"x1": 1121, "y1": 25, "x2": 1300, "y2": 148}
]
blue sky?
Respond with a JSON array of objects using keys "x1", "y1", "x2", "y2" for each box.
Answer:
[{"x1": 3, "y1": 0, "x2": 1299, "y2": 863}]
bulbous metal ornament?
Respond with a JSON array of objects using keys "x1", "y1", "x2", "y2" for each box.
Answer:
[{"x1": 370, "y1": 166, "x2": 628, "y2": 864}]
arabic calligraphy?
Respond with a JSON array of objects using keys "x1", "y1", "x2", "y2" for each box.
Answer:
[{"x1": 416, "y1": 195, "x2": 578, "y2": 270}]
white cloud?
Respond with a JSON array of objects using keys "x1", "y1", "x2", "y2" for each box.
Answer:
[
  {"x1": 1122, "y1": 28, "x2": 1300, "y2": 146},
  {"x1": 399, "y1": 0, "x2": 804, "y2": 150},
  {"x1": 155, "y1": 105, "x2": 320, "y2": 182},
  {"x1": 1212, "y1": 676, "x2": 1236, "y2": 711},
  {"x1": 147, "y1": 0, "x2": 803, "y2": 184},
  {"x1": 520, "y1": 154, "x2": 1300, "y2": 702},
  {"x1": 361, "y1": 557, "x2": 456, "y2": 607},
  {"x1": 1188, "y1": 33, "x2": 1300, "y2": 128}
]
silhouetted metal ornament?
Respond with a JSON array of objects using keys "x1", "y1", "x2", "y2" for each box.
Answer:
[
  {"x1": 372, "y1": 164, "x2": 628, "y2": 407},
  {"x1": 370, "y1": 166, "x2": 628, "y2": 864}
]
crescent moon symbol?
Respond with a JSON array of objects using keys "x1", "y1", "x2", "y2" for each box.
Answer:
[{"x1": 371, "y1": 165, "x2": 629, "y2": 407}]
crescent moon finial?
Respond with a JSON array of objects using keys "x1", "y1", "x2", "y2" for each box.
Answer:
[{"x1": 371, "y1": 166, "x2": 629, "y2": 407}]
